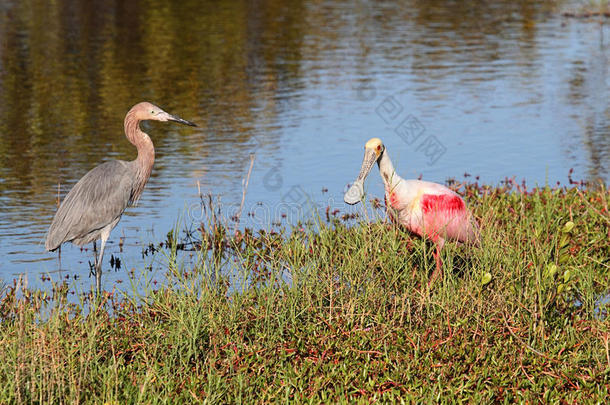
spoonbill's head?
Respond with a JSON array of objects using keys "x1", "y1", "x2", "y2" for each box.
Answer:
[
  {"x1": 131, "y1": 102, "x2": 197, "y2": 126},
  {"x1": 344, "y1": 138, "x2": 385, "y2": 205}
]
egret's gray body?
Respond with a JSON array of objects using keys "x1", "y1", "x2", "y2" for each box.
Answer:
[
  {"x1": 45, "y1": 161, "x2": 133, "y2": 250},
  {"x1": 45, "y1": 102, "x2": 196, "y2": 293}
]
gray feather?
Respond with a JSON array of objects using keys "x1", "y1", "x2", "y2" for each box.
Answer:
[{"x1": 45, "y1": 160, "x2": 136, "y2": 251}]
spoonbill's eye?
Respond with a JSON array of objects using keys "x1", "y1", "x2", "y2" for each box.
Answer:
[
  {"x1": 151, "y1": 110, "x2": 155, "y2": 114},
  {"x1": 376, "y1": 145, "x2": 381, "y2": 151}
]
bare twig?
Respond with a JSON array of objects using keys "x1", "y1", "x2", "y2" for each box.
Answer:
[
  {"x1": 236, "y1": 154, "x2": 255, "y2": 226},
  {"x1": 57, "y1": 183, "x2": 62, "y2": 261}
]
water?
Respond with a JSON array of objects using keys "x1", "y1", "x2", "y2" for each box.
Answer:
[{"x1": 0, "y1": 0, "x2": 608, "y2": 291}]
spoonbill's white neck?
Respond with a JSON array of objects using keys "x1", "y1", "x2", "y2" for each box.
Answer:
[{"x1": 378, "y1": 150, "x2": 401, "y2": 191}]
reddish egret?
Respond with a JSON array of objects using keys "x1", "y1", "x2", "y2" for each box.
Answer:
[
  {"x1": 45, "y1": 102, "x2": 196, "y2": 294},
  {"x1": 344, "y1": 138, "x2": 479, "y2": 284}
]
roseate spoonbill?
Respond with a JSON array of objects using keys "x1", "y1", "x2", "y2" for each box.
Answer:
[
  {"x1": 45, "y1": 102, "x2": 196, "y2": 294},
  {"x1": 344, "y1": 138, "x2": 479, "y2": 283}
]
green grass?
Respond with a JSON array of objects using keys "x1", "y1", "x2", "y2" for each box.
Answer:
[{"x1": 0, "y1": 181, "x2": 609, "y2": 403}]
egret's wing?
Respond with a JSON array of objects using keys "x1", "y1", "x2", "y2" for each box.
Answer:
[{"x1": 45, "y1": 160, "x2": 134, "y2": 250}]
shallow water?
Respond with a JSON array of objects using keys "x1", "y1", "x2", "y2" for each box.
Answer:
[{"x1": 0, "y1": 0, "x2": 608, "y2": 291}]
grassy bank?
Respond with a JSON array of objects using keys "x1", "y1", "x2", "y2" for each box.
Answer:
[{"x1": 0, "y1": 181, "x2": 609, "y2": 403}]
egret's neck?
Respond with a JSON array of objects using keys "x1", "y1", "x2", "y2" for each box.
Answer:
[
  {"x1": 124, "y1": 111, "x2": 155, "y2": 166},
  {"x1": 124, "y1": 111, "x2": 155, "y2": 202},
  {"x1": 378, "y1": 150, "x2": 400, "y2": 191}
]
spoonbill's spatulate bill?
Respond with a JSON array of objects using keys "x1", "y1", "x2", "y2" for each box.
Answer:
[
  {"x1": 45, "y1": 102, "x2": 197, "y2": 294},
  {"x1": 344, "y1": 138, "x2": 479, "y2": 283}
]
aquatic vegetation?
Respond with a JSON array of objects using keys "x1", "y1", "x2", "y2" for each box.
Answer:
[{"x1": 0, "y1": 181, "x2": 608, "y2": 403}]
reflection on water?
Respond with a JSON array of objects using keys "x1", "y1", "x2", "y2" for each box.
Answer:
[{"x1": 0, "y1": 0, "x2": 608, "y2": 289}]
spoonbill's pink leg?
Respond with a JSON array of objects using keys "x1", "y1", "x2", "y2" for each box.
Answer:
[{"x1": 428, "y1": 237, "x2": 445, "y2": 287}]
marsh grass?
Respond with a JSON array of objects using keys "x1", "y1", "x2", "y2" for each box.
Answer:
[{"x1": 0, "y1": 181, "x2": 609, "y2": 403}]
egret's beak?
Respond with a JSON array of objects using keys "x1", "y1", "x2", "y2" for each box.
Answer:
[
  {"x1": 167, "y1": 113, "x2": 197, "y2": 127},
  {"x1": 158, "y1": 111, "x2": 197, "y2": 126},
  {"x1": 344, "y1": 148, "x2": 378, "y2": 205}
]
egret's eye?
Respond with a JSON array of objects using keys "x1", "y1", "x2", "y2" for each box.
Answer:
[{"x1": 376, "y1": 145, "x2": 381, "y2": 151}]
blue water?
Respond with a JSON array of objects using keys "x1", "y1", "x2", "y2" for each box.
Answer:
[{"x1": 0, "y1": 0, "x2": 608, "y2": 292}]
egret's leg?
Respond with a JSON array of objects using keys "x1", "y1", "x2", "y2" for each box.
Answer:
[
  {"x1": 96, "y1": 240, "x2": 105, "y2": 295},
  {"x1": 96, "y1": 228, "x2": 111, "y2": 295}
]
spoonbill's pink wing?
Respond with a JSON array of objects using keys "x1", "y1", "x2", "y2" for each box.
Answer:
[{"x1": 419, "y1": 193, "x2": 478, "y2": 244}]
